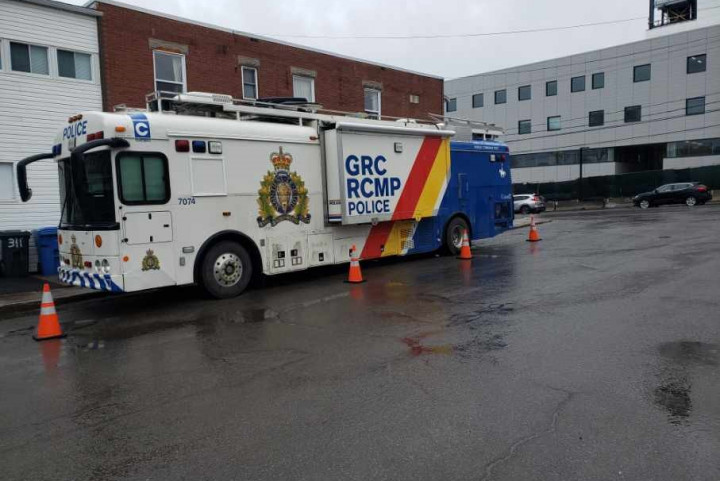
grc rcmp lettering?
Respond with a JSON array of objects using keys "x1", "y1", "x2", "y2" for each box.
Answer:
[
  {"x1": 63, "y1": 121, "x2": 88, "y2": 140},
  {"x1": 345, "y1": 154, "x2": 402, "y2": 216}
]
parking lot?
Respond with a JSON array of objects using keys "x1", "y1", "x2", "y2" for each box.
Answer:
[{"x1": 1, "y1": 205, "x2": 719, "y2": 481}]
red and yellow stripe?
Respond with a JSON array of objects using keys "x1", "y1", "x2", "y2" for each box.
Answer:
[{"x1": 361, "y1": 137, "x2": 450, "y2": 259}]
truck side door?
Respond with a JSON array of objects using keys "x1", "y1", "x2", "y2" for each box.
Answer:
[{"x1": 116, "y1": 152, "x2": 176, "y2": 290}]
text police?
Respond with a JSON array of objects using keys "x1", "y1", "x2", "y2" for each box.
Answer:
[
  {"x1": 63, "y1": 120, "x2": 88, "y2": 140},
  {"x1": 345, "y1": 154, "x2": 402, "y2": 216}
]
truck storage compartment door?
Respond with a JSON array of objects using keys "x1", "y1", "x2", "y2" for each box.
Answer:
[
  {"x1": 120, "y1": 211, "x2": 175, "y2": 290},
  {"x1": 324, "y1": 122, "x2": 453, "y2": 226},
  {"x1": 123, "y1": 212, "x2": 173, "y2": 245}
]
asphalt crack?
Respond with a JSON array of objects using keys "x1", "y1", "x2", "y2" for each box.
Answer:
[{"x1": 479, "y1": 389, "x2": 574, "y2": 481}]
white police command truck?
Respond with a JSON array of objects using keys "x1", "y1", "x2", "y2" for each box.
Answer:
[{"x1": 17, "y1": 92, "x2": 513, "y2": 298}]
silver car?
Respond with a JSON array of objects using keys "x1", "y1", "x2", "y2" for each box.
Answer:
[{"x1": 513, "y1": 194, "x2": 546, "y2": 214}]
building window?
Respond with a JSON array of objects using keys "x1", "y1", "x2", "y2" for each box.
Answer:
[
  {"x1": 624, "y1": 105, "x2": 642, "y2": 123},
  {"x1": 494, "y1": 89, "x2": 506, "y2": 104},
  {"x1": 571, "y1": 76, "x2": 585, "y2": 92},
  {"x1": 518, "y1": 85, "x2": 531, "y2": 101},
  {"x1": 116, "y1": 153, "x2": 170, "y2": 205},
  {"x1": 241, "y1": 66, "x2": 258, "y2": 100},
  {"x1": 0, "y1": 163, "x2": 14, "y2": 201},
  {"x1": 153, "y1": 50, "x2": 186, "y2": 94},
  {"x1": 686, "y1": 97, "x2": 705, "y2": 116},
  {"x1": 472, "y1": 93, "x2": 483, "y2": 108},
  {"x1": 687, "y1": 54, "x2": 706, "y2": 74},
  {"x1": 10, "y1": 42, "x2": 49, "y2": 75},
  {"x1": 634, "y1": 64, "x2": 651, "y2": 82},
  {"x1": 511, "y1": 148, "x2": 608, "y2": 168},
  {"x1": 592, "y1": 72, "x2": 604, "y2": 89},
  {"x1": 546, "y1": 80, "x2": 557, "y2": 96},
  {"x1": 57, "y1": 50, "x2": 92, "y2": 81},
  {"x1": 292, "y1": 75, "x2": 315, "y2": 102},
  {"x1": 409, "y1": 94, "x2": 420, "y2": 104},
  {"x1": 547, "y1": 116, "x2": 561, "y2": 131},
  {"x1": 518, "y1": 120, "x2": 532, "y2": 135},
  {"x1": 589, "y1": 110, "x2": 604, "y2": 127},
  {"x1": 667, "y1": 138, "x2": 720, "y2": 158},
  {"x1": 364, "y1": 88, "x2": 381, "y2": 119},
  {"x1": 446, "y1": 98, "x2": 457, "y2": 112}
]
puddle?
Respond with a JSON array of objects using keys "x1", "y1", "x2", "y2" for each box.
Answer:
[
  {"x1": 454, "y1": 334, "x2": 507, "y2": 354},
  {"x1": 214, "y1": 308, "x2": 279, "y2": 324},
  {"x1": 652, "y1": 341, "x2": 718, "y2": 425},
  {"x1": 446, "y1": 304, "x2": 514, "y2": 327},
  {"x1": 658, "y1": 341, "x2": 719, "y2": 366},
  {"x1": 401, "y1": 336, "x2": 453, "y2": 356},
  {"x1": 401, "y1": 330, "x2": 508, "y2": 358},
  {"x1": 654, "y1": 380, "x2": 692, "y2": 424}
]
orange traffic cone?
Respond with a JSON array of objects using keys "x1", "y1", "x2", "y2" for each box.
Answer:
[
  {"x1": 345, "y1": 245, "x2": 366, "y2": 284},
  {"x1": 457, "y1": 229, "x2": 473, "y2": 260},
  {"x1": 527, "y1": 216, "x2": 542, "y2": 242},
  {"x1": 33, "y1": 284, "x2": 65, "y2": 341}
]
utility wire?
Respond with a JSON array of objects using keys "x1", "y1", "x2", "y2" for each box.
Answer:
[
  {"x1": 446, "y1": 33, "x2": 720, "y2": 95},
  {"x1": 501, "y1": 93, "x2": 720, "y2": 135},
  {"x1": 508, "y1": 105, "x2": 720, "y2": 155},
  {"x1": 264, "y1": 5, "x2": 720, "y2": 40}
]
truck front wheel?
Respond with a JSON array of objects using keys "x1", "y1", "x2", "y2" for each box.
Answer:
[
  {"x1": 444, "y1": 217, "x2": 469, "y2": 256},
  {"x1": 200, "y1": 241, "x2": 253, "y2": 299}
]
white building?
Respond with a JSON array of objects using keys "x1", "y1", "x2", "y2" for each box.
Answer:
[
  {"x1": 0, "y1": 0, "x2": 102, "y2": 270},
  {"x1": 444, "y1": 0, "x2": 720, "y2": 194}
]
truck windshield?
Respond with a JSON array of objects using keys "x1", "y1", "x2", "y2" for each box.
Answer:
[{"x1": 59, "y1": 150, "x2": 117, "y2": 229}]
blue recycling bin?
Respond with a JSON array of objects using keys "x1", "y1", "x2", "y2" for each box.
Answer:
[{"x1": 35, "y1": 227, "x2": 59, "y2": 276}]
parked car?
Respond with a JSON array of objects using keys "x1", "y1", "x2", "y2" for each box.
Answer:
[
  {"x1": 633, "y1": 182, "x2": 712, "y2": 209},
  {"x1": 513, "y1": 194, "x2": 546, "y2": 214}
]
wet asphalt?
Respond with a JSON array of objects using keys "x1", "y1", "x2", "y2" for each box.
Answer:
[{"x1": 1, "y1": 205, "x2": 719, "y2": 481}]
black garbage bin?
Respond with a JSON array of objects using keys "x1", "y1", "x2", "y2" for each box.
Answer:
[{"x1": 0, "y1": 231, "x2": 32, "y2": 277}]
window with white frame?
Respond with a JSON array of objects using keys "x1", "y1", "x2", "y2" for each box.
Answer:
[
  {"x1": 153, "y1": 50, "x2": 186, "y2": 94},
  {"x1": 10, "y1": 42, "x2": 49, "y2": 75},
  {"x1": 0, "y1": 163, "x2": 14, "y2": 201},
  {"x1": 364, "y1": 88, "x2": 381, "y2": 119},
  {"x1": 293, "y1": 75, "x2": 315, "y2": 102},
  {"x1": 242, "y1": 66, "x2": 258, "y2": 99},
  {"x1": 57, "y1": 49, "x2": 92, "y2": 80}
]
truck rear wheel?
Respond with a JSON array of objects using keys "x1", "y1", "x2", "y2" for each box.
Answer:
[
  {"x1": 200, "y1": 241, "x2": 253, "y2": 299},
  {"x1": 444, "y1": 217, "x2": 469, "y2": 256}
]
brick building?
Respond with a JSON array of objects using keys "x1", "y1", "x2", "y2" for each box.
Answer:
[{"x1": 90, "y1": 1, "x2": 443, "y2": 119}]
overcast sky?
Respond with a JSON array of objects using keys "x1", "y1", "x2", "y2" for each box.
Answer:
[{"x1": 62, "y1": 0, "x2": 719, "y2": 79}]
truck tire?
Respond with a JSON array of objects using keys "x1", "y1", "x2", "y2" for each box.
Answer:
[
  {"x1": 444, "y1": 217, "x2": 469, "y2": 256},
  {"x1": 200, "y1": 241, "x2": 253, "y2": 299}
]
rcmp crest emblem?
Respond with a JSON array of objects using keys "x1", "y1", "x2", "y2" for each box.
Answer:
[
  {"x1": 70, "y1": 235, "x2": 83, "y2": 269},
  {"x1": 257, "y1": 147, "x2": 311, "y2": 227},
  {"x1": 141, "y1": 249, "x2": 160, "y2": 271}
]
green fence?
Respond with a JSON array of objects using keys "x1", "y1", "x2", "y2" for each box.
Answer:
[{"x1": 513, "y1": 165, "x2": 720, "y2": 201}]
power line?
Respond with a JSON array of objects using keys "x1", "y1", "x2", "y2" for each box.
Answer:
[
  {"x1": 508, "y1": 105, "x2": 720, "y2": 155},
  {"x1": 268, "y1": 17, "x2": 646, "y2": 40},
  {"x1": 446, "y1": 32, "x2": 720, "y2": 96},
  {"x1": 263, "y1": 4, "x2": 720, "y2": 40},
  {"x1": 502, "y1": 93, "x2": 720, "y2": 135}
]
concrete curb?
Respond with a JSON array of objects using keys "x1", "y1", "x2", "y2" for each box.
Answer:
[{"x1": 0, "y1": 290, "x2": 106, "y2": 317}]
